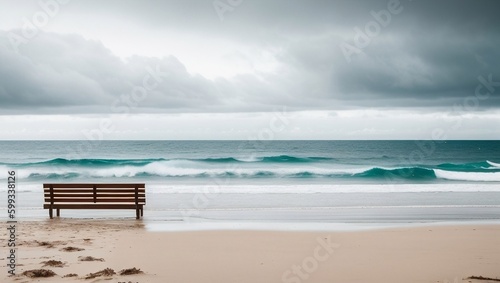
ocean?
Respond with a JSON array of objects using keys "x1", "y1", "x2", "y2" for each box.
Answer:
[
  {"x1": 2, "y1": 140, "x2": 500, "y2": 183},
  {"x1": 1, "y1": 140, "x2": 500, "y2": 226}
]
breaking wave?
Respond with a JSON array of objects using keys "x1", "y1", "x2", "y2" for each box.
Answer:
[{"x1": 1, "y1": 157, "x2": 499, "y2": 182}]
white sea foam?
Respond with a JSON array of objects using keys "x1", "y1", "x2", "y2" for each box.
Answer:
[
  {"x1": 5, "y1": 182, "x2": 500, "y2": 194},
  {"x1": 144, "y1": 183, "x2": 500, "y2": 194},
  {"x1": 3, "y1": 159, "x2": 500, "y2": 183},
  {"x1": 235, "y1": 156, "x2": 261, "y2": 162},
  {"x1": 487, "y1": 160, "x2": 500, "y2": 168},
  {"x1": 0, "y1": 160, "x2": 368, "y2": 179},
  {"x1": 434, "y1": 169, "x2": 500, "y2": 182}
]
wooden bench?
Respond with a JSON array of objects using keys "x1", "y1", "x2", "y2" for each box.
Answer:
[{"x1": 43, "y1": 183, "x2": 145, "y2": 219}]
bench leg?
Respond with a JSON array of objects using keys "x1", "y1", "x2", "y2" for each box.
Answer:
[
  {"x1": 49, "y1": 209, "x2": 53, "y2": 219},
  {"x1": 136, "y1": 208, "x2": 140, "y2": 219},
  {"x1": 56, "y1": 209, "x2": 60, "y2": 217},
  {"x1": 141, "y1": 208, "x2": 143, "y2": 217}
]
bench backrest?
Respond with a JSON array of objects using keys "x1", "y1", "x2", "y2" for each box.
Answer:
[{"x1": 43, "y1": 184, "x2": 146, "y2": 205}]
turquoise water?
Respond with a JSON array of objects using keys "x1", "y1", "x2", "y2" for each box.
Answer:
[
  {"x1": 1, "y1": 140, "x2": 500, "y2": 223},
  {"x1": 0, "y1": 140, "x2": 499, "y2": 183}
]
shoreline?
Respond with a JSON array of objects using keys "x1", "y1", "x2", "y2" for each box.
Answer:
[
  {"x1": 145, "y1": 219, "x2": 500, "y2": 232},
  {"x1": 7, "y1": 188, "x2": 500, "y2": 224},
  {"x1": 2, "y1": 221, "x2": 499, "y2": 283}
]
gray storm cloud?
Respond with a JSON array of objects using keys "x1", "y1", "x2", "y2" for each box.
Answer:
[{"x1": 0, "y1": 0, "x2": 499, "y2": 114}]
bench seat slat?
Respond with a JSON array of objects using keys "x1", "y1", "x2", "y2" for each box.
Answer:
[
  {"x1": 44, "y1": 189, "x2": 145, "y2": 193},
  {"x1": 45, "y1": 198, "x2": 145, "y2": 203},
  {"x1": 44, "y1": 193, "x2": 145, "y2": 198},
  {"x1": 44, "y1": 204, "x2": 143, "y2": 209},
  {"x1": 44, "y1": 183, "x2": 145, "y2": 188}
]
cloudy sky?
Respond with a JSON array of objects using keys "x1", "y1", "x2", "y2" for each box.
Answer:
[{"x1": 0, "y1": 0, "x2": 499, "y2": 139}]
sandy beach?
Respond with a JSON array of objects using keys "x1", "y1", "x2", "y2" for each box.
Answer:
[
  {"x1": 2, "y1": 0, "x2": 500, "y2": 281},
  {"x1": 2, "y1": 220, "x2": 499, "y2": 283}
]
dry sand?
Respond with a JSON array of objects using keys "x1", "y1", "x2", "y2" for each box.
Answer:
[{"x1": 1, "y1": 220, "x2": 499, "y2": 283}]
